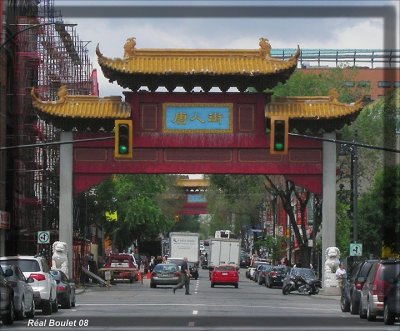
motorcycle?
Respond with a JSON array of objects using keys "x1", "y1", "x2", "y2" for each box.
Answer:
[{"x1": 282, "y1": 274, "x2": 321, "y2": 295}]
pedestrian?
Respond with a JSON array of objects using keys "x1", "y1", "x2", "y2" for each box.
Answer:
[
  {"x1": 336, "y1": 262, "x2": 346, "y2": 292},
  {"x1": 173, "y1": 257, "x2": 191, "y2": 295}
]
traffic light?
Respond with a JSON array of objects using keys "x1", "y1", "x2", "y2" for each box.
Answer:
[
  {"x1": 270, "y1": 116, "x2": 288, "y2": 155},
  {"x1": 114, "y1": 119, "x2": 133, "y2": 158}
]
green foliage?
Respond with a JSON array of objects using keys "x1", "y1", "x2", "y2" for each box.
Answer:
[
  {"x1": 78, "y1": 174, "x2": 183, "y2": 251},
  {"x1": 273, "y1": 67, "x2": 368, "y2": 102},
  {"x1": 206, "y1": 175, "x2": 266, "y2": 235},
  {"x1": 170, "y1": 215, "x2": 201, "y2": 233},
  {"x1": 254, "y1": 235, "x2": 286, "y2": 264},
  {"x1": 358, "y1": 165, "x2": 400, "y2": 257},
  {"x1": 336, "y1": 200, "x2": 351, "y2": 256}
]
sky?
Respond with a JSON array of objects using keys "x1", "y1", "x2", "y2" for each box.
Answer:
[{"x1": 54, "y1": 0, "x2": 399, "y2": 98}]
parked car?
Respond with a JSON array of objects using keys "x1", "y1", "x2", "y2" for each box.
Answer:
[
  {"x1": 0, "y1": 264, "x2": 14, "y2": 325},
  {"x1": 49, "y1": 269, "x2": 76, "y2": 309},
  {"x1": 256, "y1": 264, "x2": 273, "y2": 285},
  {"x1": 150, "y1": 263, "x2": 181, "y2": 288},
  {"x1": 247, "y1": 260, "x2": 268, "y2": 280},
  {"x1": 265, "y1": 265, "x2": 290, "y2": 288},
  {"x1": 383, "y1": 273, "x2": 400, "y2": 325},
  {"x1": 359, "y1": 259, "x2": 400, "y2": 321},
  {"x1": 210, "y1": 264, "x2": 239, "y2": 288},
  {"x1": 167, "y1": 258, "x2": 199, "y2": 280},
  {"x1": 0, "y1": 264, "x2": 35, "y2": 319},
  {"x1": 0, "y1": 256, "x2": 58, "y2": 315},
  {"x1": 340, "y1": 259, "x2": 377, "y2": 314},
  {"x1": 240, "y1": 253, "x2": 251, "y2": 268}
]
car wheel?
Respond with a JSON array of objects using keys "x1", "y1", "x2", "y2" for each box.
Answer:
[
  {"x1": 52, "y1": 296, "x2": 58, "y2": 313},
  {"x1": 16, "y1": 297, "x2": 26, "y2": 320},
  {"x1": 150, "y1": 283, "x2": 156, "y2": 288},
  {"x1": 2, "y1": 297, "x2": 14, "y2": 325},
  {"x1": 340, "y1": 295, "x2": 350, "y2": 312},
  {"x1": 258, "y1": 277, "x2": 263, "y2": 285},
  {"x1": 359, "y1": 299, "x2": 367, "y2": 319},
  {"x1": 42, "y1": 299, "x2": 52, "y2": 315},
  {"x1": 235, "y1": 283, "x2": 238, "y2": 289},
  {"x1": 383, "y1": 302, "x2": 395, "y2": 325},
  {"x1": 71, "y1": 296, "x2": 76, "y2": 308},
  {"x1": 129, "y1": 277, "x2": 134, "y2": 284},
  {"x1": 366, "y1": 299, "x2": 376, "y2": 321},
  {"x1": 26, "y1": 299, "x2": 35, "y2": 318},
  {"x1": 211, "y1": 283, "x2": 214, "y2": 288},
  {"x1": 62, "y1": 293, "x2": 71, "y2": 309},
  {"x1": 350, "y1": 298, "x2": 358, "y2": 315}
]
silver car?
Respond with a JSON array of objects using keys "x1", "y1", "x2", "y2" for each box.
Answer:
[
  {"x1": 0, "y1": 256, "x2": 58, "y2": 315},
  {"x1": 0, "y1": 264, "x2": 35, "y2": 319},
  {"x1": 150, "y1": 263, "x2": 181, "y2": 288}
]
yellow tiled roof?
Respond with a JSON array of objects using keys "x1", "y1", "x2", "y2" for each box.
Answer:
[
  {"x1": 96, "y1": 37, "x2": 299, "y2": 76},
  {"x1": 265, "y1": 95, "x2": 364, "y2": 119},
  {"x1": 31, "y1": 86, "x2": 131, "y2": 119},
  {"x1": 176, "y1": 179, "x2": 209, "y2": 187}
]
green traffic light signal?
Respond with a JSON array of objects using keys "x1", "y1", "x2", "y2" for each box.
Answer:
[
  {"x1": 270, "y1": 116, "x2": 288, "y2": 155},
  {"x1": 114, "y1": 120, "x2": 133, "y2": 158}
]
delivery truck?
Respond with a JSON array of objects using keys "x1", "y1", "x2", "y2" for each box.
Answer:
[
  {"x1": 209, "y1": 238, "x2": 240, "y2": 270},
  {"x1": 169, "y1": 232, "x2": 200, "y2": 264}
]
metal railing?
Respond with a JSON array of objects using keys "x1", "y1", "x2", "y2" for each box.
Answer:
[{"x1": 272, "y1": 49, "x2": 400, "y2": 68}]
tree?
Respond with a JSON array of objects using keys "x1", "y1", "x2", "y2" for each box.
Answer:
[
  {"x1": 358, "y1": 165, "x2": 400, "y2": 258},
  {"x1": 78, "y1": 174, "x2": 184, "y2": 252}
]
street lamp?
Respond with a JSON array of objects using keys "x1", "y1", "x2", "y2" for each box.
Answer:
[{"x1": 0, "y1": 21, "x2": 77, "y2": 51}]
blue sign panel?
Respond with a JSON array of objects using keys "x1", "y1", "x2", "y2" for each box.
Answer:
[
  {"x1": 187, "y1": 194, "x2": 207, "y2": 203},
  {"x1": 163, "y1": 103, "x2": 233, "y2": 133}
]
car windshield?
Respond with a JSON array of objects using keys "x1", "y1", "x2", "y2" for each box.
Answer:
[
  {"x1": 378, "y1": 263, "x2": 400, "y2": 282},
  {"x1": 154, "y1": 264, "x2": 177, "y2": 272},
  {"x1": 167, "y1": 259, "x2": 184, "y2": 266},
  {"x1": 216, "y1": 266, "x2": 236, "y2": 271},
  {"x1": 292, "y1": 268, "x2": 316, "y2": 278},
  {"x1": 1, "y1": 259, "x2": 40, "y2": 272}
]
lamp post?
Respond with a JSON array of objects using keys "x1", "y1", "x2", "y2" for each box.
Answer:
[{"x1": 0, "y1": 21, "x2": 77, "y2": 51}]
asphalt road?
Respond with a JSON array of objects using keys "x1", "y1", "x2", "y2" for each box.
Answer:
[{"x1": 2, "y1": 268, "x2": 399, "y2": 331}]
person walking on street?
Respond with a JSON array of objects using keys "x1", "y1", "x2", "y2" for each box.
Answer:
[
  {"x1": 173, "y1": 257, "x2": 191, "y2": 295},
  {"x1": 336, "y1": 262, "x2": 346, "y2": 293}
]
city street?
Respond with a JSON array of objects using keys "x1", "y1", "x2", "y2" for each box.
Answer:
[{"x1": 2, "y1": 268, "x2": 399, "y2": 331}]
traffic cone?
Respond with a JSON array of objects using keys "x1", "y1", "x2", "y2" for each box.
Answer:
[{"x1": 146, "y1": 271, "x2": 151, "y2": 279}]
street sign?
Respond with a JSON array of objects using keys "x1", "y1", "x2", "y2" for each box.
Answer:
[
  {"x1": 37, "y1": 231, "x2": 50, "y2": 244},
  {"x1": 350, "y1": 243, "x2": 362, "y2": 256}
]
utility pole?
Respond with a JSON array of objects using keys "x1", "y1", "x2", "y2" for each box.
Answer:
[{"x1": 351, "y1": 131, "x2": 359, "y2": 243}]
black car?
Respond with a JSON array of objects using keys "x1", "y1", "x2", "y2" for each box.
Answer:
[
  {"x1": 240, "y1": 254, "x2": 251, "y2": 268},
  {"x1": 257, "y1": 264, "x2": 273, "y2": 285},
  {"x1": 340, "y1": 259, "x2": 377, "y2": 314},
  {"x1": 383, "y1": 274, "x2": 400, "y2": 325},
  {"x1": 265, "y1": 265, "x2": 289, "y2": 288},
  {"x1": 50, "y1": 269, "x2": 76, "y2": 309},
  {"x1": 0, "y1": 265, "x2": 14, "y2": 325}
]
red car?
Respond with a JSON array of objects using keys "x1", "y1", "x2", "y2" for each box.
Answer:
[{"x1": 210, "y1": 264, "x2": 239, "y2": 288}]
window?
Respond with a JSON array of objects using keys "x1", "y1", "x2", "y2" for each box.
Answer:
[
  {"x1": 343, "y1": 81, "x2": 355, "y2": 87},
  {"x1": 357, "y1": 81, "x2": 370, "y2": 88},
  {"x1": 393, "y1": 81, "x2": 400, "y2": 88},
  {"x1": 378, "y1": 81, "x2": 391, "y2": 88}
]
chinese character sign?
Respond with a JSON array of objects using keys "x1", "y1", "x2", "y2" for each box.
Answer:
[{"x1": 163, "y1": 103, "x2": 233, "y2": 133}]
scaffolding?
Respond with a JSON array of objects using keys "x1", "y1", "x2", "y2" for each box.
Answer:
[{"x1": 10, "y1": 0, "x2": 92, "y2": 257}]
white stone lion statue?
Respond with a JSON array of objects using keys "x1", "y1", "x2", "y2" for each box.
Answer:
[
  {"x1": 51, "y1": 241, "x2": 68, "y2": 275},
  {"x1": 324, "y1": 246, "x2": 340, "y2": 273}
]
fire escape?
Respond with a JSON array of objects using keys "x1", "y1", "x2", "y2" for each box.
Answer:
[{"x1": 9, "y1": 0, "x2": 92, "y2": 256}]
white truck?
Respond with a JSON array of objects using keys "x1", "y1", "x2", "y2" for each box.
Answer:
[
  {"x1": 169, "y1": 232, "x2": 199, "y2": 264},
  {"x1": 209, "y1": 238, "x2": 240, "y2": 269}
]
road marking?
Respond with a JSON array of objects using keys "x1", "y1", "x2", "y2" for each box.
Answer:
[
  {"x1": 78, "y1": 303, "x2": 337, "y2": 312},
  {"x1": 192, "y1": 310, "x2": 198, "y2": 315}
]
